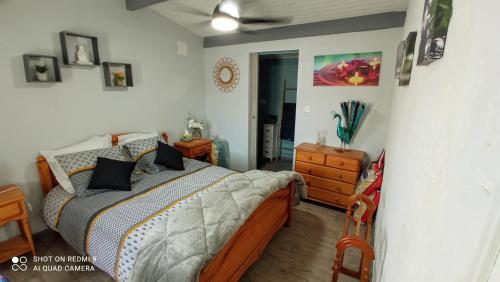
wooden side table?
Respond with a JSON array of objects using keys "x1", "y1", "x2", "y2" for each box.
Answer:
[
  {"x1": 174, "y1": 139, "x2": 213, "y2": 164},
  {"x1": 0, "y1": 185, "x2": 36, "y2": 263}
]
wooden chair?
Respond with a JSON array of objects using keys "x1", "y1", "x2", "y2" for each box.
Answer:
[{"x1": 332, "y1": 194, "x2": 376, "y2": 282}]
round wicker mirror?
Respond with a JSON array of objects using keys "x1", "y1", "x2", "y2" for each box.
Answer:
[{"x1": 213, "y1": 57, "x2": 240, "y2": 93}]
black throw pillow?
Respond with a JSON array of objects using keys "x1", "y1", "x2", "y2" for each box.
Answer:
[
  {"x1": 154, "y1": 141, "x2": 185, "y2": 170},
  {"x1": 87, "y1": 157, "x2": 136, "y2": 191}
]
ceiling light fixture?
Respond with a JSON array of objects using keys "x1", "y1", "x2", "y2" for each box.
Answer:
[
  {"x1": 211, "y1": 3, "x2": 239, "y2": 32},
  {"x1": 211, "y1": 16, "x2": 239, "y2": 31}
]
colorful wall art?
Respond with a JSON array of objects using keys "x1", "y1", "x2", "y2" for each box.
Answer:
[
  {"x1": 313, "y1": 52, "x2": 382, "y2": 86},
  {"x1": 417, "y1": 0, "x2": 453, "y2": 65}
]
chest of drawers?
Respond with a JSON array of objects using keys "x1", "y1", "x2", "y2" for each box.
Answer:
[
  {"x1": 262, "y1": 123, "x2": 279, "y2": 161},
  {"x1": 294, "y1": 143, "x2": 365, "y2": 208}
]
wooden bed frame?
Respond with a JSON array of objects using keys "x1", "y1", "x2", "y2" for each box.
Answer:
[{"x1": 36, "y1": 132, "x2": 294, "y2": 281}]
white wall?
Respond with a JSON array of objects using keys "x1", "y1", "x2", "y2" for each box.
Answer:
[
  {"x1": 0, "y1": 0, "x2": 204, "y2": 238},
  {"x1": 374, "y1": 0, "x2": 500, "y2": 281},
  {"x1": 204, "y1": 28, "x2": 402, "y2": 171}
]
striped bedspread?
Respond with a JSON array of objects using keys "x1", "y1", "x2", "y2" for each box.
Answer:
[{"x1": 43, "y1": 159, "x2": 236, "y2": 279}]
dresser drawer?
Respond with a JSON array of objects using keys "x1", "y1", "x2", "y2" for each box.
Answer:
[
  {"x1": 325, "y1": 155, "x2": 359, "y2": 172},
  {"x1": 295, "y1": 161, "x2": 358, "y2": 184},
  {"x1": 192, "y1": 143, "x2": 211, "y2": 155},
  {"x1": 296, "y1": 150, "x2": 325, "y2": 165},
  {"x1": 263, "y1": 148, "x2": 274, "y2": 158},
  {"x1": 263, "y1": 125, "x2": 274, "y2": 137},
  {"x1": 263, "y1": 142, "x2": 273, "y2": 152},
  {"x1": 301, "y1": 174, "x2": 355, "y2": 195},
  {"x1": 0, "y1": 202, "x2": 23, "y2": 221},
  {"x1": 308, "y1": 187, "x2": 350, "y2": 207},
  {"x1": 263, "y1": 137, "x2": 273, "y2": 146}
]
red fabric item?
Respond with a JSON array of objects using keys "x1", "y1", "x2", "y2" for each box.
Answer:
[{"x1": 357, "y1": 149, "x2": 385, "y2": 223}]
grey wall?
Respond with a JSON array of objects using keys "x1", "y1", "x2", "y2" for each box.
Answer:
[
  {"x1": 204, "y1": 28, "x2": 402, "y2": 171},
  {"x1": 0, "y1": 0, "x2": 205, "y2": 238},
  {"x1": 374, "y1": 0, "x2": 500, "y2": 281}
]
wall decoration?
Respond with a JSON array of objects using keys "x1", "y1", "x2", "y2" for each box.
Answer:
[
  {"x1": 59, "y1": 31, "x2": 100, "y2": 66},
  {"x1": 394, "y1": 41, "x2": 405, "y2": 79},
  {"x1": 102, "y1": 62, "x2": 133, "y2": 87},
  {"x1": 313, "y1": 52, "x2": 382, "y2": 86},
  {"x1": 417, "y1": 0, "x2": 453, "y2": 65},
  {"x1": 213, "y1": 57, "x2": 239, "y2": 92},
  {"x1": 331, "y1": 100, "x2": 367, "y2": 151},
  {"x1": 22, "y1": 54, "x2": 62, "y2": 83},
  {"x1": 399, "y1": 32, "x2": 417, "y2": 86}
]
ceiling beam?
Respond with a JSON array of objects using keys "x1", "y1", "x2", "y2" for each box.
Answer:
[
  {"x1": 204, "y1": 11, "x2": 406, "y2": 48},
  {"x1": 125, "y1": 0, "x2": 167, "y2": 11}
]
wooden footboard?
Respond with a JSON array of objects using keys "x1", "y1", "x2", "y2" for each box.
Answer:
[{"x1": 200, "y1": 182, "x2": 295, "y2": 282}]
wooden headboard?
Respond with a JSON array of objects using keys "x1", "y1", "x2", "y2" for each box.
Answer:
[{"x1": 36, "y1": 132, "x2": 169, "y2": 195}]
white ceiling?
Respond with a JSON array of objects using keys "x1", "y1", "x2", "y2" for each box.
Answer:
[{"x1": 149, "y1": 0, "x2": 408, "y2": 37}]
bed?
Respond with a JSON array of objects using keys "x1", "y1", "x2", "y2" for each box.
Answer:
[{"x1": 37, "y1": 132, "x2": 305, "y2": 281}]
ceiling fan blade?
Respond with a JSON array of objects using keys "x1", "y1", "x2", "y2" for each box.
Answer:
[
  {"x1": 238, "y1": 17, "x2": 291, "y2": 25},
  {"x1": 191, "y1": 20, "x2": 212, "y2": 28},
  {"x1": 171, "y1": 3, "x2": 212, "y2": 18}
]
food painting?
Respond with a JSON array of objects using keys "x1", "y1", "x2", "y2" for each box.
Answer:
[{"x1": 313, "y1": 52, "x2": 382, "y2": 86}]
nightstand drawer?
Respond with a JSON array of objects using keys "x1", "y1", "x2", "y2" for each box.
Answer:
[
  {"x1": 325, "y1": 155, "x2": 359, "y2": 172},
  {"x1": 308, "y1": 187, "x2": 350, "y2": 207},
  {"x1": 296, "y1": 150, "x2": 325, "y2": 165},
  {"x1": 301, "y1": 174, "x2": 355, "y2": 195},
  {"x1": 192, "y1": 143, "x2": 211, "y2": 155},
  {"x1": 0, "y1": 202, "x2": 23, "y2": 221},
  {"x1": 295, "y1": 161, "x2": 358, "y2": 184}
]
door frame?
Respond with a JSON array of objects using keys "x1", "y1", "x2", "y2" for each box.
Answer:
[
  {"x1": 248, "y1": 53, "x2": 259, "y2": 170},
  {"x1": 248, "y1": 50, "x2": 299, "y2": 170}
]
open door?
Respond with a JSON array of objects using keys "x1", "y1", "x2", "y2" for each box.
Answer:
[{"x1": 248, "y1": 53, "x2": 259, "y2": 170}]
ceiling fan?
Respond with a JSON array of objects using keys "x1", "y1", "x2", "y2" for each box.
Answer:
[{"x1": 174, "y1": 0, "x2": 291, "y2": 32}]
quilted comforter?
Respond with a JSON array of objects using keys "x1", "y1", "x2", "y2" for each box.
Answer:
[{"x1": 42, "y1": 159, "x2": 305, "y2": 281}]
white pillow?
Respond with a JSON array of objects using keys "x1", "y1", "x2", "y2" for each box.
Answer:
[
  {"x1": 40, "y1": 135, "x2": 112, "y2": 194},
  {"x1": 117, "y1": 132, "x2": 158, "y2": 145}
]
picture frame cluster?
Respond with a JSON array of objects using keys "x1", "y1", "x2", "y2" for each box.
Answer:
[
  {"x1": 22, "y1": 31, "x2": 133, "y2": 88},
  {"x1": 395, "y1": 0, "x2": 453, "y2": 86}
]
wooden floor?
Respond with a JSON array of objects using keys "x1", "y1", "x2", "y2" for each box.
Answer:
[{"x1": 0, "y1": 201, "x2": 362, "y2": 282}]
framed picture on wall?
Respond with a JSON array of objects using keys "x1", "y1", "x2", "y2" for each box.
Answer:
[
  {"x1": 22, "y1": 54, "x2": 62, "y2": 83},
  {"x1": 399, "y1": 32, "x2": 417, "y2": 86},
  {"x1": 313, "y1": 52, "x2": 382, "y2": 86},
  {"x1": 417, "y1": 0, "x2": 453, "y2": 65},
  {"x1": 59, "y1": 31, "x2": 100, "y2": 67},
  {"x1": 394, "y1": 41, "x2": 405, "y2": 79},
  {"x1": 102, "y1": 62, "x2": 133, "y2": 87}
]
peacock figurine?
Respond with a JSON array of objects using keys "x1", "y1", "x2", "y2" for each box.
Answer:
[{"x1": 331, "y1": 100, "x2": 366, "y2": 151}]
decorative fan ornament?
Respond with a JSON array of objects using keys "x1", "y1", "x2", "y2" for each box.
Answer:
[{"x1": 213, "y1": 57, "x2": 240, "y2": 93}]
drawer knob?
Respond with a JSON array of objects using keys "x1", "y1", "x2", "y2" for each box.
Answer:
[
  {"x1": 307, "y1": 169, "x2": 312, "y2": 174},
  {"x1": 339, "y1": 161, "x2": 344, "y2": 166},
  {"x1": 338, "y1": 175, "x2": 343, "y2": 179},
  {"x1": 308, "y1": 156, "x2": 312, "y2": 160}
]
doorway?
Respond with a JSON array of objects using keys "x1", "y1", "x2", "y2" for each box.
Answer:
[{"x1": 254, "y1": 51, "x2": 299, "y2": 172}]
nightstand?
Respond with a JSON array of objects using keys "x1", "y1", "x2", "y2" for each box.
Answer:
[
  {"x1": 0, "y1": 185, "x2": 36, "y2": 262},
  {"x1": 174, "y1": 139, "x2": 213, "y2": 164}
]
